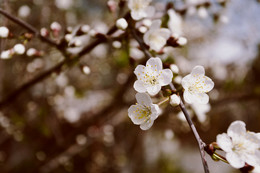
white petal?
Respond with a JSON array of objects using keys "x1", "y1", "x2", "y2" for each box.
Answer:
[
  {"x1": 181, "y1": 74, "x2": 192, "y2": 90},
  {"x1": 149, "y1": 36, "x2": 166, "y2": 52},
  {"x1": 128, "y1": 105, "x2": 146, "y2": 125},
  {"x1": 216, "y1": 133, "x2": 232, "y2": 153},
  {"x1": 158, "y1": 28, "x2": 171, "y2": 39},
  {"x1": 183, "y1": 90, "x2": 194, "y2": 104},
  {"x1": 150, "y1": 104, "x2": 160, "y2": 120},
  {"x1": 191, "y1": 65, "x2": 205, "y2": 76},
  {"x1": 136, "y1": 92, "x2": 152, "y2": 106},
  {"x1": 134, "y1": 80, "x2": 146, "y2": 93},
  {"x1": 243, "y1": 152, "x2": 260, "y2": 167},
  {"x1": 226, "y1": 152, "x2": 245, "y2": 169},
  {"x1": 149, "y1": 20, "x2": 161, "y2": 31},
  {"x1": 131, "y1": 10, "x2": 146, "y2": 20},
  {"x1": 144, "y1": 6, "x2": 155, "y2": 18},
  {"x1": 146, "y1": 84, "x2": 161, "y2": 96},
  {"x1": 202, "y1": 76, "x2": 214, "y2": 92},
  {"x1": 134, "y1": 65, "x2": 145, "y2": 79},
  {"x1": 227, "y1": 121, "x2": 246, "y2": 139},
  {"x1": 158, "y1": 69, "x2": 173, "y2": 86},
  {"x1": 195, "y1": 93, "x2": 209, "y2": 104},
  {"x1": 143, "y1": 30, "x2": 152, "y2": 46},
  {"x1": 146, "y1": 57, "x2": 162, "y2": 71},
  {"x1": 140, "y1": 119, "x2": 154, "y2": 130}
]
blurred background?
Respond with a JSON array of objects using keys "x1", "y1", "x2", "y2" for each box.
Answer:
[{"x1": 0, "y1": 0, "x2": 260, "y2": 172}]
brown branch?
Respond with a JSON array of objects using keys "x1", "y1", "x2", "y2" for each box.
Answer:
[{"x1": 0, "y1": 8, "x2": 58, "y2": 47}]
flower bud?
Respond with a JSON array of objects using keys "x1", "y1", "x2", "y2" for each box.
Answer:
[
  {"x1": 13, "y1": 44, "x2": 25, "y2": 55},
  {"x1": 116, "y1": 18, "x2": 128, "y2": 30},
  {"x1": 0, "y1": 50, "x2": 12, "y2": 59},
  {"x1": 170, "y1": 94, "x2": 180, "y2": 106},
  {"x1": 0, "y1": 26, "x2": 9, "y2": 38},
  {"x1": 177, "y1": 37, "x2": 187, "y2": 46},
  {"x1": 170, "y1": 64, "x2": 179, "y2": 74}
]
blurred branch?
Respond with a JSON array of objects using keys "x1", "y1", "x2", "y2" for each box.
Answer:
[{"x1": 0, "y1": 8, "x2": 58, "y2": 47}]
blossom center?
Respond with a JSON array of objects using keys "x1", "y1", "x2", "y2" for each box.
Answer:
[{"x1": 134, "y1": 104, "x2": 151, "y2": 122}]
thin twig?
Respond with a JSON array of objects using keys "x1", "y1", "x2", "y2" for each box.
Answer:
[{"x1": 0, "y1": 8, "x2": 58, "y2": 47}]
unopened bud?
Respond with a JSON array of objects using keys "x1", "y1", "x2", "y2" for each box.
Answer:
[
  {"x1": 116, "y1": 18, "x2": 128, "y2": 30},
  {"x1": 170, "y1": 64, "x2": 179, "y2": 74},
  {"x1": 170, "y1": 94, "x2": 180, "y2": 106},
  {"x1": 0, "y1": 26, "x2": 9, "y2": 38},
  {"x1": 0, "y1": 50, "x2": 12, "y2": 59},
  {"x1": 13, "y1": 44, "x2": 25, "y2": 55},
  {"x1": 26, "y1": 48, "x2": 37, "y2": 56},
  {"x1": 177, "y1": 37, "x2": 187, "y2": 46},
  {"x1": 40, "y1": 28, "x2": 49, "y2": 37}
]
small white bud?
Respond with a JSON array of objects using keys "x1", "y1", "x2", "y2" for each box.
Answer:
[
  {"x1": 74, "y1": 39, "x2": 82, "y2": 47},
  {"x1": 197, "y1": 7, "x2": 208, "y2": 19},
  {"x1": 142, "y1": 19, "x2": 152, "y2": 27},
  {"x1": 174, "y1": 76, "x2": 182, "y2": 84},
  {"x1": 26, "y1": 48, "x2": 37, "y2": 56},
  {"x1": 138, "y1": 26, "x2": 148, "y2": 33},
  {"x1": 0, "y1": 26, "x2": 9, "y2": 38},
  {"x1": 116, "y1": 18, "x2": 128, "y2": 30},
  {"x1": 89, "y1": 29, "x2": 97, "y2": 37},
  {"x1": 177, "y1": 37, "x2": 187, "y2": 46},
  {"x1": 50, "y1": 22, "x2": 61, "y2": 31},
  {"x1": 112, "y1": 41, "x2": 122, "y2": 49},
  {"x1": 18, "y1": 5, "x2": 31, "y2": 18},
  {"x1": 170, "y1": 94, "x2": 180, "y2": 106},
  {"x1": 81, "y1": 25, "x2": 90, "y2": 33},
  {"x1": 40, "y1": 28, "x2": 48, "y2": 37},
  {"x1": 65, "y1": 34, "x2": 73, "y2": 42},
  {"x1": 82, "y1": 66, "x2": 91, "y2": 75},
  {"x1": 13, "y1": 44, "x2": 25, "y2": 55},
  {"x1": 0, "y1": 50, "x2": 12, "y2": 59},
  {"x1": 170, "y1": 64, "x2": 179, "y2": 74}
]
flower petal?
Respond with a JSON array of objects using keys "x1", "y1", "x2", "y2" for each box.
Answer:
[
  {"x1": 149, "y1": 36, "x2": 167, "y2": 52},
  {"x1": 128, "y1": 105, "x2": 146, "y2": 125},
  {"x1": 134, "y1": 65, "x2": 145, "y2": 80},
  {"x1": 191, "y1": 65, "x2": 205, "y2": 76},
  {"x1": 136, "y1": 92, "x2": 152, "y2": 106},
  {"x1": 183, "y1": 90, "x2": 194, "y2": 104},
  {"x1": 157, "y1": 28, "x2": 171, "y2": 39},
  {"x1": 195, "y1": 93, "x2": 209, "y2": 104},
  {"x1": 149, "y1": 20, "x2": 161, "y2": 31},
  {"x1": 150, "y1": 104, "x2": 160, "y2": 120},
  {"x1": 140, "y1": 119, "x2": 154, "y2": 130},
  {"x1": 158, "y1": 69, "x2": 173, "y2": 86},
  {"x1": 227, "y1": 121, "x2": 246, "y2": 139},
  {"x1": 181, "y1": 74, "x2": 192, "y2": 90},
  {"x1": 202, "y1": 76, "x2": 214, "y2": 92},
  {"x1": 134, "y1": 80, "x2": 146, "y2": 93},
  {"x1": 146, "y1": 84, "x2": 161, "y2": 96},
  {"x1": 216, "y1": 133, "x2": 232, "y2": 153},
  {"x1": 146, "y1": 57, "x2": 162, "y2": 71},
  {"x1": 226, "y1": 152, "x2": 245, "y2": 169}
]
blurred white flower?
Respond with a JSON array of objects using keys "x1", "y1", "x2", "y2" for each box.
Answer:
[
  {"x1": 128, "y1": 93, "x2": 160, "y2": 130},
  {"x1": 134, "y1": 57, "x2": 173, "y2": 96},
  {"x1": 128, "y1": 0, "x2": 154, "y2": 20},
  {"x1": 170, "y1": 94, "x2": 180, "y2": 106},
  {"x1": 55, "y1": 0, "x2": 73, "y2": 9},
  {"x1": 182, "y1": 66, "x2": 214, "y2": 104},
  {"x1": 190, "y1": 103, "x2": 210, "y2": 123},
  {"x1": 26, "y1": 48, "x2": 37, "y2": 56},
  {"x1": 216, "y1": 121, "x2": 260, "y2": 169},
  {"x1": 116, "y1": 18, "x2": 128, "y2": 30},
  {"x1": 82, "y1": 66, "x2": 91, "y2": 75},
  {"x1": 112, "y1": 41, "x2": 122, "y2": 49},
  {"x1": 176, "y1": 36, "x2": 187, "y2": 46},
  {"x1": 13, "y1": 44, "x2": 25, "y2": 54},
  {"x1": 18, "y1": 5, "x2": 31, "y2": 18},
  {"x1": 50, "y1": 22, "x2": 61, "y2": 31},
  {"x1": 144, "y1": 20, "x2": 171, "y2": 52},
  {"x1": 167, "y1": 9, "x2": 183, "y2": 37},
  {"x1": 0, "y1": 26, "x2": 9, "y2": 38},
  {"x1": 40, "y1": 27, "x2": 48, "y2": 37},
  {"x1": 0, "y1": 50, "x2": 12, "y2": 59}
]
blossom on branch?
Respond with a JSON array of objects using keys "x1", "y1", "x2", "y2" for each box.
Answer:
[
  {"x1": 217, "y1": 121, "x2": 260, "y2": 169},
  {"x1": 134, "y1": 57, "x2": 173, "y2": 96},
  {"x1": 143, "y1": 20, "x2": 171, "y2": 52},
  {"x1": 128, "y1": 93, "x2": 160, "y2": 130},
  {"x1": 181, "y1": 65, "x2": 214, "y2": 104},
  {"x1": 0, "y1": 26, "x2": 9, "y2": 38},
  {"x1": 128, "y1": 0, "x2": 154, "y2": 20}
]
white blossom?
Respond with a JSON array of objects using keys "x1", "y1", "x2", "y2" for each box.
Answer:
[
  {"x1": 0, "y1": 26, "x2": 9, "y2": 38},
  {"x1": 144, "y1": 20, "x2": 171, "y2": 52},
  {"x1": 176, "y1": 37, "x2": 187, "y2": 46},
  {"x1": 0, "y1": 50, "x2": 12, "y2": 59},
  {"x1": 128, "y1": 93, "x2": 160, "y2": 130},
  {"x1": 182, "y1": 66, "x2": 214, "y2": 104},
  {"x1": 134, "y1": 57, "x2": 173, "y2": 96},
  {"x1": 18, "y1": 5, "x2": 31, "y2": 18},
  {"x1": 167, "y1": 9, "x2": 183, "y2": 37},
  {"x1": 217, "y1": 121, "x2": 260, "y2": 169},
  {"x1": 50, "y1": 22, "x2": 61, "y2": 31},
  {"x1": 116, "y1": 18, "x2": 128, "y2": 30},
  {"x1": 13, "y1": 44, "x2": 25, "y2": 55},
  {"x1": 170, "y1": 64, "x2": 179, "y2": 74},
  {"x1": 128, "y1": 0, "x2": 154, "y2": 20},
  {"x1": 26, "y1": 48, "x2": 37, "y2": 56},
  {"x1": 191, "y1": 103, "x2": 210, "y2": 123},
  {"x1": 170, "y1": 94, "x2": 180, "y2": 106}
]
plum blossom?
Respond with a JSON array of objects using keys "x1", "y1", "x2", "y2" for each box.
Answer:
[
  {"x1": 134, "y1": 57, "x2": 173, "y2": 96},
  {"x1": 116, "y1": 18, "x2": 128, "y2": 30},
  {"x1": 128, "y1": 0, "x2": 154, "y2": 20},
  {"x1": 144, "y1": 20, "x2": 171, "y2": 52},
  {"x1": 128, "y1": 93, "x2": 160, "y2": 130},
  {"x1": 170, "y1": 94, "x2": 180, "y2": 106},
  {"x1": 217, "y1": 121, "x2": 260, "y2": 169},
  {"x1": 0, "y1": 26, "x2": 9, "y2": 38},
  {"x1": 182, "y1": 66, "x2": 214, "y2": 104}
]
